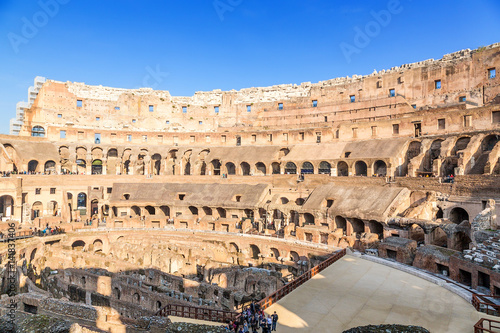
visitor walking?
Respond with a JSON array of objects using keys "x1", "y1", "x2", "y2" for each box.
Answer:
[{"x1": 271, "y1": 311, "x2": 278, "y2": 331}]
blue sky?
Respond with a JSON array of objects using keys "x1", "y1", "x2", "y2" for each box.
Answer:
[{"x1": 0, "y1": 0, "x2": 499, "y2": 134}]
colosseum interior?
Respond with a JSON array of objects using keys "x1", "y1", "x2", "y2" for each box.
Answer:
[{"x1": 1, "y1": 42, "x2": 500, "y2": 332}]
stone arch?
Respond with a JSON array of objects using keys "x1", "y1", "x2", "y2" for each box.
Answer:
[
  {"x1": 240, "y1": 162, "x2": 251, "y2": 176},
  {"x1": 280, "y1": 197, "x2": 289, "y2": 204},
  {"x1": 48, "y1": 200, "x2": 58, "y2": 216},
  {"x1": 144, "y1": 206, "x2": 156, "y2": 215},
  {"x1": 304, "y1": 213, "x2": 315, "y2": 225},
  {"x1": 229, "y1": 242, "x2": 239, "y2": 253},
  {"x1": 368, "y1": 220, "x2": 384, "y2": 235},
  {"x1": 32, "y1": 201, "x2": 43, "y2": 219},
  {"x1": 28, "y1": 160, "x2": 39, "y2": 173},
  {"x1": 77, "y1": 193, "x2": 87, "y2": 209},
  {"x1": 337, "y1": 161, "x2": 348, "y2": 177},
  {"x1": 156, "y1": 301, "x2": 162, "y2": 311},
  {"x1": 451, "y1": 137, "x2": 471, "y2": 155},
  {"x1": 269, "y1": 248, "x2": 280, "y2": 259},
  {"x1": 449, "y1": 207, "x2": 469, "y2": 224},
  {"x1": 211, "y1": 159, "x2": 221, "y2": 176},
  {"x1": 93, "y1": 239, "x2": 103, "y2": 253},
  {"x1": 184, "y1": 161, "x2": 191, "y2": 175},
  {"x1": 189, "y1": 206, "x2": 198, "y2": 215},
  {"x1": 160, "y1": 206, "x2": 170, "y2": 217},
  {"x1": 151, "y1": 154, "x2": 162, "y2": 175},
  {"x1": 290, "y1": 210, "x2": 299, "y2": 224},
  {"x1": 482, "y1": 134, "x2": 500, "y2": 152},
  {"x1": 285, "y1": 162, "x2": 297, "y2": 174},
  {"x1": 44, "y1": 160, "x2": 56, "y2": 174},
  {"x1": 107, "y1": 148, "x2": 118, "y2": 158},
  {"x1": 91, "y1": 159, "x2": 103, "y2": 175},
  {"x1": 202, "y1": 206, "x2": 212, "y2": 216},
  {"x1": 133, "y1": 292, "x2": 140, "y2": 303},
  {"x1": 354, "y1": 161, "x2": 367, "y2": 176},
  {"x1": 335, "y1": 216, "x2": 347, "y2": 234},
  {"x1": 255, "y1": 162, "x2": 266, "y2": 175},
  {"x1": 71, "y1": 240, "x2": 86, "y2": 250},
  {"x1": 249, "y1": 244, "x2": 261, "y2": 259},
  {"x1": 350, "y1": 218, "x2": 365, "y2": 235},
  {"x1": 216, "y1": 207, "x2": 226, "y2": 218},
  {"x1": 0, "y1": 195, "x2": 14, "y2": 218},
  {"x1": 131, "y1": 206, "x2": 141, "y2": 216},
  {"x1": 301, "y1": 161, "x2": 314, "y2": 174},
  {"x1": 409, "y1": 224, "x2": 425, "y2": 243},
  {"x1": 225, "y1": 162, "x2": 236, "y2": 175},
  {"x1": 271, "y1": 162, "x2": 281, "y2": 174},
  {"x1": 29, "y1": 248, "x2": 37, "y2": 263},
  {"x1": 373, "y1": 160, "x2": 387, "y2": 176},
  {"x1": 423, "y1": 139, "x2": 443, "y2": 172},
  {"x1": 76, "y1": 159, "x2": 86, "y2": 174},
  {"x1": 318, "y1": 161, "x2": 331, "y2": 174},
  {"x1": 289, "y1": 251, "x2": 299, "y2": 262}
]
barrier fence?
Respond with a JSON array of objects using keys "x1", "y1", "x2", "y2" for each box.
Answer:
[
  {"x1": 474, "y1": 318, "x2": 500, "y2": 333},
  {"x1": 473, "y1": 294, "x2": 500, "y2": 316},
  {"x1": 155, "y1": 248, "x2": 346, "y2": 323}
]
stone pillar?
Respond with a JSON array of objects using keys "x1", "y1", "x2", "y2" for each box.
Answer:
[{"x1": 101, "y1": 158, "x2": 107, "y2": 175}]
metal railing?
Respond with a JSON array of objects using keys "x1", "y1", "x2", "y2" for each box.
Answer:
[
  {"x1": 155, "y1": 304, "x2": 237, "y2": 323},
  {"x1": 258, "y1": 248, "x2": 346, "y2": 310},
  {"x1": 474, "y1": 318, "x2": 500, "y2": 333},
  {"x1": 473, "y1": 294, "x2": 500, "y2": 316}
]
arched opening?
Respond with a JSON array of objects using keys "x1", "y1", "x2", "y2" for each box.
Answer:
[
  {"x1": 271, "y1": 162, "x2": 281, "y2": 174},
  {"x1": 91, "y1": 159, "x2": 102, "y2": 175},
  {"x1": 452, "y1": 137, "x2": 471, "y2": 155},
  {"x1": 93, "y1": 239, "x2": 103, "y2": 253},
  {"x1": 202, "y1": 206, "x2": 212, "y2": 216},
  {"x1": 240, "y1": 162, "x2": 250, "y2": 176},
  {"x1": 31, "y1": 126, "x2": 45, "y2": 137},
  {"x1": 28, "y1": 160, "x2": 39, "y2": 173},
  {"x1": 350, "y1": 218, "x2": 365, "y2": 235},
  {"x1": 152, "y1": 154, "x2": 161, "y2": 175},
  {"x1": 217, "y1": 207, "x2": 226, "y2": 218},
  {"x1": 483, "y1": 135, "x2": 500, "y2": 152},
  {"x1": 410, "y1": 224, "x2": 425, "y2": 243},
  {"x1": 47, "y1": 200, "x2": 57, "y2": 216},
  {"x1": 76, "y1": 159, "x2": 86, "y2": 174},
  {"x1": 373, "y1": 160, "x2": 387, "y2": 177},
  {"x1": 229, "y1": 242, "x2": 239, "y2": 253},
  {"x1": 270, "y1": 248, "x2": 280, "y2": 259},
  {"x1": 289, "y1": 251, "x2": 299, "y2": 262},
  {"x1": 131, "y1": 206, "x2": 141, "y2": 216},
  {"x1": 225, "y1": 162, "x2": 236, "y2": 175},
  {"x1": 284, "y1": 162, "x2": 297, "y2": 174},
  {"x1": 368, "y1": 220, "x2": 384, "y2": 235},
  {"x1": 354, "y1": 161, "x2": 367, "y2": 176},
  {"x1": 337, "y1": 161, "x2": 348, "y2": 177},
  {"x1": 145, "y1": 206, "x2": 155, "y2": 215},
  {"x1": 160, "y1": 206, "x2": 170, "y2": 217},
  {"x1": 211, "y1": 159, "x2": 221, "y2": 176},
  {"x1": 452, "y1": 232, "x2": 472, "y2": 252},
  {"x1": 71, "y1": 240, "x2": 85, "y2": 251},
  {"x1": 436, "y1": 207, "x2": 444, "y2": 219},
  {"x1": 156, "y1": 301, "x2": 162, "y2": 310},
  {"x1": 184, "y1": 162, "x2": 191, "y2": 175},
  {"x1": 107, "y1": 149, "x2": 118, "y2": 158},
  {"x1": 301, "y1": 162, "x2": 314, "y2": 174},
  {"x1": 133, "y1": 293, "x2": 140, "y2": 303},
  {"x1": 280, "y1": 197, "x2": 289, "y2": 204},
  {"x1": 200, "y1": 161, "x2": 207, "y2": 175},
  {"x1": 255, "y1": 162, "x2": 266, "y2": 175},
  {"x1": 304, "y1": 213, "x2": 315, "y2": 225},
  {"x1": 44, "y1": 160, "x2": 56, "y2": 174},
  {"x1": 250, "y1": 245, "x2": 261, "y2": 259},
  {"x1": 90, "y1": 199, "x2": 98, "y2": 216},
  {"x1": 318, "y1": 161, "x2": 331, "y2": 175},
  {"x1": 423, "y1": 139, "x2": 443, "y2": 173},
  {"x1": 77, "y1": 193, "x2": 87, "y2": 209},
  {"x1": 430, "y1": 227, "x2": 448, "y2": 247},
  {"x1": 189, "y1": 206, "x2": 198, "y2": 215},
  {"x1": 449, "y1": 207, "x2": 469, "y2": 224},
  {"x1": 32, "y1": 201, "x2": 42, "y2": 219},
  {"x1": 0, "y1": 195, "x2": 14, "y2": 218}
]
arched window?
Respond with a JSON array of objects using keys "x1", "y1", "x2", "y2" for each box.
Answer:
[
  {"x1": 31, "y1": 126, "x2": 45, "y2": 137},
  {"x1": 285, "y1": 162, "x2": 297, "y2": 174},
  {"x1": 77, "y1": 193, "x2": 87, "y2": 209},
  {"x1": 301, "y1": 162, "x2": 314, "y2": 174},
  {"x1": 318, "y1": 161, "x2": 331, "y2": 174}
]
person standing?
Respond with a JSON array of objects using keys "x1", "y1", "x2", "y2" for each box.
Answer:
[{"x1": 271, "y1": 311, "x2": 278, "y2": 331}]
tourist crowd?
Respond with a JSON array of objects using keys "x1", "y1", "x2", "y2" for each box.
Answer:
[{"x1": 225, "y1": 301, "x2": 278, "y2": 332}]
